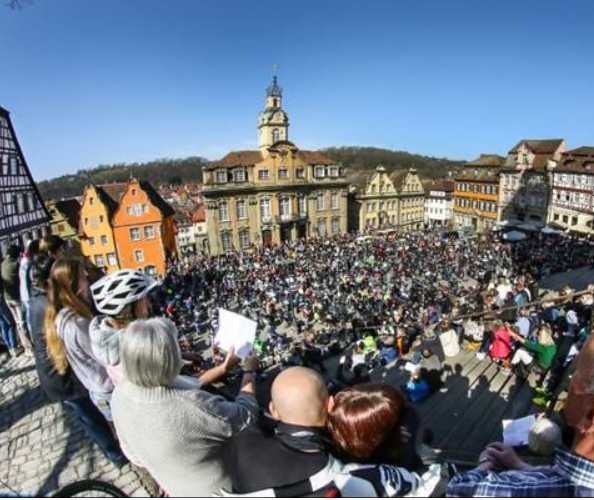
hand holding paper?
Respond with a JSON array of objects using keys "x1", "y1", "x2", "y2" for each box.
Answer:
[{"x1": 214, "y1": 308, "x2": 257, "y2": 360}]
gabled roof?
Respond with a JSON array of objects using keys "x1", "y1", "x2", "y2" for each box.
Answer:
[
  {"x1": 508, "y1": 139, "x2": 564, "y2": 154},
  {"x1": 139, "y1": 180, "x2": 175, "y2": 217},
  {"x1": 556, "y1": 146, "x2": 594, "y2": 174},
  {"x1": 95, "y1": 183, "x2": 128, "y2": 216},
  {"x1": 390, "y1": 171, "x2": 408, "y2": 191},
  {"x1": 53, "y1": 199, "x2": 81, "y2": 229}
]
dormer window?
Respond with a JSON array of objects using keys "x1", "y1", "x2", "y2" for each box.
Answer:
[
  {"x1": 216, "y1": 170, "x2": 227, "y2": 184},
  {"x1": 314, "y1": 166, "x2": 325, "y2": 178},
  {"x1": 330, "y1": 166, "x2": 339, "y2": 177},
  {"x1": 233, "y1": 168, "x2": 246, "y2": 183},
  {"x1": 296, "y1": 168, "x2": 305, "y2": 179}
]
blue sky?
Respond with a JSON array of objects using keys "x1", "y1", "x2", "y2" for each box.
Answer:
[{"x1": 1, "y1": 0, "x2": 593, "y2": 180}]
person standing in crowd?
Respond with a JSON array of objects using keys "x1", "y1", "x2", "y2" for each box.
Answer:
[
  {"x1": 111, "y1": 318, "x2": 259, "y2": 497},
  {"x1": 44, "y1": 257, "x2": 114, "y2": 421},
  {"x1": 88, "y1": 269, "x2": 159, "y2": 386},
  {"x1": 225, "y1": 366, "x2": 421, "y2": 497},
  {"x1": 1, "y1": 244, "x2": 32, "y2": 354},
  {"x1": 19, "y1": 239, "x2": 40, "y2": 337},
  {"x1": 29, "y1": 253, "x2": 126, "y2": 466},
  {"x1": 0, "y1": 281, "x2": 18, "y2": 357},
  {"x1": 39, "y1": 234, "x2": 66, "y2": 260}
]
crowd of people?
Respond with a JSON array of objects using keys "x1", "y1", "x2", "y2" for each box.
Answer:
[{"x1": 2, "y1": 228, "x2": 594, "y2": 496}]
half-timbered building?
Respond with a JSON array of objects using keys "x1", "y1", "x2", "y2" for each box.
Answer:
[{"x1": 0, "y1": 106, "x2": 49, "y2": 253}]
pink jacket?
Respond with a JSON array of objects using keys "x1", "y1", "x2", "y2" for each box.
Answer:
[{"x1": 489, "y1": 326, "x2": 512, "y2": 360}]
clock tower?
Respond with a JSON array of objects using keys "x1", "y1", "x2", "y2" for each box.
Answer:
[{"x1": 258, "y1": 75, "x2": 289, "y2": 155}]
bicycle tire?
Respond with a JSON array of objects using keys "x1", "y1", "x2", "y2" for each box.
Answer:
[{"x1": 52, "y1": 479, "x2": 127, "y2": 498}]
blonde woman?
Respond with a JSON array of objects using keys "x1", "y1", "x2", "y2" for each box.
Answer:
[
  {"x1": 44, "y1": 258, "x2": 114, "y2": 421},
  {"x1": 509, "y1": 325, "x2": 557, "y2": 373}
]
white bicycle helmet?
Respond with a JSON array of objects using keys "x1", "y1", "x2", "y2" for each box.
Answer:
[{"x1": 91, "y1": 269, "x2": 159, "y2": 316}]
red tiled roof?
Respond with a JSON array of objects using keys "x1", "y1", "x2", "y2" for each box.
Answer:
[
  {"x1": 427, "y1": 179, "x2": 455, "y2": 193},
  {"x1": 565, "y1": 146, "x2": 594, "y2": 157},
  {"x1": 556, "y1": 147, "x2": 594, "y2": 173},
  {"x1": 192, "y1": 205, "x2": 206, "y2": 223},
  {"x1": 508, "y1": 139, "x2": 564, "y2": 154},
  {"x1": 297, "y1": 150, "x2": 335, "y2": 165},
  {"x1": 210, "y1": 150, "x2": 263, "y2": 168}
]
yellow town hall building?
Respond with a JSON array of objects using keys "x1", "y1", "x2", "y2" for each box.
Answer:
[{"x1": 202, "y1": 76, "x2": 349, "y2": 254}]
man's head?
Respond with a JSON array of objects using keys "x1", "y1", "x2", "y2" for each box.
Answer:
[{"x1": 270, "y1": 367, "x2": 331, "y2": 427}]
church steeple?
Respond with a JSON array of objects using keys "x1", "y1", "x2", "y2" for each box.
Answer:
[{"x1": 258, "y1": 72, "x2": 289, "y2": 154}]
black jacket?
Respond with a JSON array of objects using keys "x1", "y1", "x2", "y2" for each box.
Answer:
[{"x1": 224, "y1": 418, "x2": 420, "y2": 497}]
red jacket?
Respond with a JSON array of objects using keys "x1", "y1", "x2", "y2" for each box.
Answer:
[{"x1": 490, "y1": 326, "x2": 512, "y2": 360}]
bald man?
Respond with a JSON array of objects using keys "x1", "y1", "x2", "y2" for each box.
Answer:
[
  {"x1": 223, "y1": 367, "x2": 420, "y2": 497},
  {"x1": 269, "y1": 366, "x2": 330, "y2": 428}
]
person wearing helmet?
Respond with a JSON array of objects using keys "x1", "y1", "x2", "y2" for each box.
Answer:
[{"x1": 89, "y1": 269, "x2": 158, "y2": 386}]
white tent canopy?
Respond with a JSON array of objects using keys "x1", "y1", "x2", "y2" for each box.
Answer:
[
  {"x1": 516, "y1": 222, "x2": 540, "y2": 232},
  {"x1": 502, "y1": 230, "x2": 527, "y2": 241},
  {"x1": 541, "y1": 226, "x2": 564, "y2": 235}
]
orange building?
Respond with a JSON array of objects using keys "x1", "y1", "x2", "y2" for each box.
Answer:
[
  {"x1": 453, "y1": 154, "x2": 505, "y2": 233},
  {"x1": 79, "y1": 183, "x2": 125, "y2": 273},
  {"x1": 111, "y1": 178, "x2": 177, "y2": 277}
]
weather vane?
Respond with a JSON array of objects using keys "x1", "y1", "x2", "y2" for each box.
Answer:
[{"x1": 272, "y1": 63, "x2": 278, "y2": 77}]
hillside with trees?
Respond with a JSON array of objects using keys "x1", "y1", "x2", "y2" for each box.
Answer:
[
  {"x1": 38, "y1": 157, "x2": 208, "y2": 200},
  {"x1": 38, "y1": 147, "x2": 462, "y2": 199},
  {"x1": 321, "y1": 146, "x2": 462, "y2": 187}
]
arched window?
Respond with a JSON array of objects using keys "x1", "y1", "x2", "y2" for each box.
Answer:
[{"x1": 272, "y1": 128, "x2": 280, "y2": 143}]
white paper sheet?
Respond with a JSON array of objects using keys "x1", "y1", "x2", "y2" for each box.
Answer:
[
  {"x1": 214, "y1": 308, "x2": 257, "y2": 360},
  {"x1": 502, "y1": 414, "x2": 537, "y2": 447}
]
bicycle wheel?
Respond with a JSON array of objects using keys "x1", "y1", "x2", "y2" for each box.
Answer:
[{"x1": 52, "y1": 479, "x2": 127, "y2": 498}]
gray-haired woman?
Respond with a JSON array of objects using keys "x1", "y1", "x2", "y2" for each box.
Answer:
[{"x1": 111, "y1": 317, "x2": 259, "y2": 497}]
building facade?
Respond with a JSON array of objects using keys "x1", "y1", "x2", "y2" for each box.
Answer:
[
  {"x1": 80, "y1": 179, "x2": 176, "y2": 276},
  {"x1": 424, "y1": 180, "x2": 454, "y2": 228},
  {"x1": 79, "y1": 183, "x2": 123, "y2": 273},
  {"x1": 175, "y1": 210, "x2": 196, "y2": 256},
  {"x1": 111, "y1": 178, "x2": 177, "y2": 277},
  {"x1": 0, "y1": 106, "x2": 49, "y2": 253},
  {"x1": 202, "y1": 76, "x2": 349, "y2": 255},
  {"x1": 549, "y1": 146, "x2": 594, "y2": 235},
  {"x1": 498, "y1": 139, "x2": 565, "y2": 225},
  {"x1": 357, "y1": 166, "x2": 425, "y2": 232},
  {"x1": 453, "y1": 155, "x2": 504, "y2": 233},
  {"x1": 191, "y1": 205, "x2": 209, "y2": 254},
  {"x1": 46, "y1": 198, "x2": 82, "y2": 254}
]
